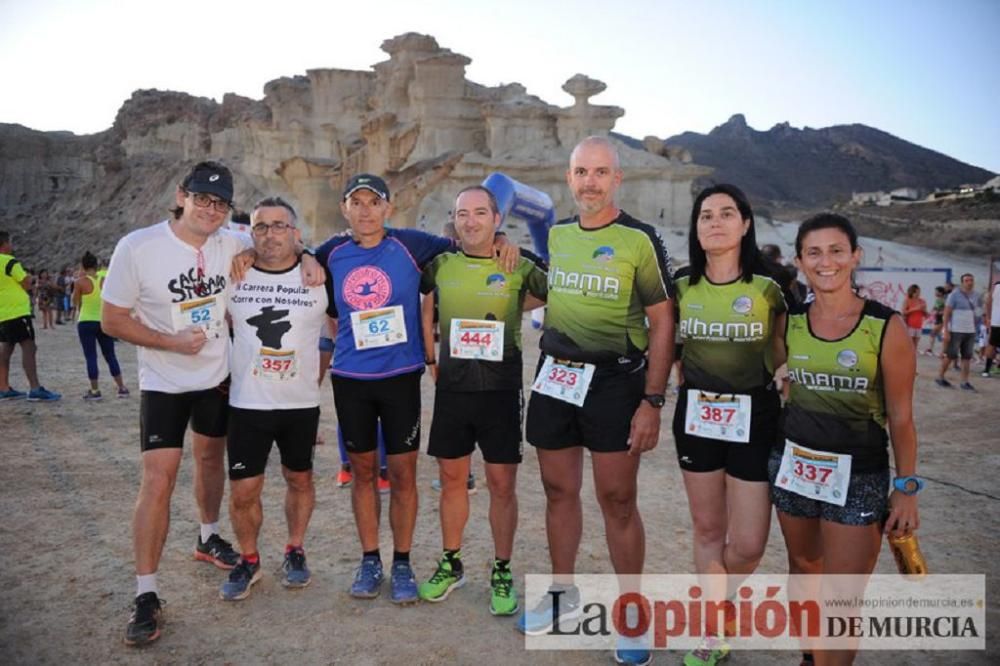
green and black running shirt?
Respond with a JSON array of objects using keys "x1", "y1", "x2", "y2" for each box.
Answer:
[
  {"x1": 675, "y1": 268, "x2": 786, "y2": 394},
  {"x1": 541, "y1": 211, "x2": 673, "y2": 364},
  {"x1": 782, "y1": 299, "x2": 894, "y2": 472},
  {"x1": 421, "y1": 249, "x2": 548, "y2": 392}
]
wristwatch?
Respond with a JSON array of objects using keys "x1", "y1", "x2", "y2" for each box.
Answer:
[
  {"x1": 893, "y1": 476, "x2": 925, "y2": 495},
  {"x1": 642, "y1": 394, "x2": 666, "y2": 408}
]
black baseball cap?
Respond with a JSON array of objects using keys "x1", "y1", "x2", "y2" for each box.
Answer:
[
  {"x1": 343, "y1": 173, "x2": 390, "y2": 202},
  {"x1": 182, "y1": 161, "x2": 234, "y2": 204}
]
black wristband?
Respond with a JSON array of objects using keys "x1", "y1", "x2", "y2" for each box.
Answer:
[{"x1": 425, "y1": 358, "x2": 436, "y2": 365}]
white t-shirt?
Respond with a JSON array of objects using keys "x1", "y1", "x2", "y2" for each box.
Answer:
[
  {"x1": 228, "y1": 263, "x2": 332, "y2": 410},
  {"x1": 992, "y1": 283, "x2": 1000, "y2": 327},
  {"x1": 103, "y1": 221, "x2": 249, "y2": 392}
]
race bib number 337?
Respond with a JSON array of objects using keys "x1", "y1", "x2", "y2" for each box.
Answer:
[{"x1": 774, "y1": 440, "x2": 852, "y2": 506}]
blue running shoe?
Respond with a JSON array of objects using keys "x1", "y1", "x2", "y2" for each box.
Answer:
[
  {"x1": 0, "y1": 387, "x2": 27, "y2": 400},
  {"x1": 615, "y1": 634, "x2": 652, "y2": 665},
  {"x1": 517, "y1": 585, "x2": 582, "y2": 635},
  {"x1": 350, "y1": 556, "x2": 383, "y2": 599},
  {"x1": 390, "y1": 560, "x2": 418, "y2": 604},
  {"x1": 220, "y1": 559, "x2": 262, "y2": 601},
  {"x1": 282, "y1": 548, "x2": 311, "y2": 589},
  {"x1": 27, "y1": 386, "x2": 61, "y2": 402}
]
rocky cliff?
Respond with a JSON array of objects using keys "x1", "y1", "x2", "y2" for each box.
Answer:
[{"x1": 0, "y1": 33, "x2": 708, "y2": 269}]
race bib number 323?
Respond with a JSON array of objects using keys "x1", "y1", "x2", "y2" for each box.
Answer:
[{"x1": 531, "y1": 356, "x2": 595, "y2": 407}]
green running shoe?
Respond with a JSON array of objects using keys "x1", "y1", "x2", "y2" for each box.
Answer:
[
  {"x1": 489, "y1": 562, "x2": 519, "y2": 616},
  {"x1": 683, "y1": 635, "x2": 731, "y2": 666},
  {"x1": 417, "y1": 555, "x2": 465, "y2": 602}
]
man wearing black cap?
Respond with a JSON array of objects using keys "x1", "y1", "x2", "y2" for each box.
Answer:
[
  {"x1": 103, "y1": 160, "x2": 249, "y2": 645},
  {"x1": 315, "y1": 173, "x2": 517, "y2": 605}
]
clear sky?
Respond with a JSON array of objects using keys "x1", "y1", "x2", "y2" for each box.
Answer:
[{"x1": 1, "y1": 0, "x2": 997, "y2": 173}]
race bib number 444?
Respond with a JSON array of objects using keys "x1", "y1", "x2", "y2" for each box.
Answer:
[
  {"x1": 774, "y1": 440, "x2": 852, "y2": 507},
  {"x1": 532, "y1": 356, "x2": 595, "y2": 407},
  {"x1": 449, "y1": 318, "x2": 504, "y2": 361},
  {"x1": 684, "y1": 390, "x2": 751, "y2": 443},
  {"x1": 350, "y1": 305, "x2": 406, "y2": 350}
]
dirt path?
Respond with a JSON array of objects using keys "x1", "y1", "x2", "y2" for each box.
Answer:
[{"x1": 0, "y1": 322, "x2": 996, "y2": 664}]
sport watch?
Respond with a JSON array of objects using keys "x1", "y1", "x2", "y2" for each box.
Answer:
[
  {"x1": 892, "y1": 476, "x2": 925, "y2": 495},
  {"x1": 642, "y1": 394, "x2": 666, "y2": 408}
]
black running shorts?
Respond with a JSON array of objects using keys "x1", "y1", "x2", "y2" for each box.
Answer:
[
  {"x1": 331, "y1": 371, "x2": 422, "y2": 456},
  {"x1": 526, "y1": 363, "x2": 645, "y2": 454},
  {"x1": 226, "y1": 406, "x2": 319, "y2": 479},
  {"x1": 672, "y1": 386, "x2": 779, "y2": 482},
  {"x1": 139, "y1": 380, "x2": 230, "y2": 451},
  {"x1": 428, "y1": 389, "x2": 523, "y2": 464},
  {"x1": 0, "y1": 315, "x2": 34, "y2": 344}
]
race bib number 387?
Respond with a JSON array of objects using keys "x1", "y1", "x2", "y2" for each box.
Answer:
[{"x1": 683, "y1": 390, "x2": 751, "y2": 443}]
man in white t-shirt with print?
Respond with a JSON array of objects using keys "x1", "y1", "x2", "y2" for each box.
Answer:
[
  {"x1": 936, "y1": 272, "x2": 981, "y2": 390},
  {"x1": 219, "y1": 196, "x2": 335, "y2": 601},
  {"x1": 103, "y1": 161, "x2": 252, "y2": 646}
]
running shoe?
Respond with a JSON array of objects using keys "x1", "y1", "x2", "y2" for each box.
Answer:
[
  {"x1": 960, "y1": 382, "x2": 976, "y2": 391},
  {"x1": 350, "y1": 556, "x2": 383, "y2": 598},
  {"x1": 335, "y1": 466, "x2": 353, "y2": 488},
  {"x1": 934, "y1": 378, "x2": 953, "y2": 388},
  {"x1": 489, "y1": 562, "x2": 518, "y2": 616},
  {"x1": 377, "y1": 475, "x2": 391, "y2": 495},
  {"x1": 194, "y1": 533, "x2": 240, "y2": 569},
  {"x1": 418, "y1": 556, "x2": 465, "y2": 602},
  {"x1": 390, "y1": 560, "x2": 419, "y2": 604},
  {"x1": 683, "y1": 635, "x2": 731, "y2": 666},
  {"x1": 220, "y1": 558, "x2": 262, "y2": 601},
  {"x1": 117, "y1": 387, "x2": 130, "y2": 398},
  {"x1": 27, "y1": 386, "x2": 61, "y2": 402},
  {"x1": 282, "y1": 548, "x2": 311, "y2": 589},
  {"x1": 124, "y1": 592, "x2": 163, "y2": 646},
  {"x1": 0, "y1": 387, "x2": 27, "y2": 400},
  {"x1": 517, "y1": 585, "x2": 582, "y2": 635},
  {"x1": 83, "y1": 389, "x2": 103, "y2": 401},
  {"x1": 615, "y1": 635, "x2": 652, "y2": 665}
]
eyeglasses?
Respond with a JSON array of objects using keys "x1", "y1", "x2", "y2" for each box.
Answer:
[
  {"x1": 252, "y1": 221, "x2": 293, "y2": 236},
  {"x1": 189, "y1": 192, "x2": 232, "y2": 213}
]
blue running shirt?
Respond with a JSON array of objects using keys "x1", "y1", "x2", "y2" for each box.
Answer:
[{"x1": 316, "y1": 228, "x2": 453, "y2": 380}]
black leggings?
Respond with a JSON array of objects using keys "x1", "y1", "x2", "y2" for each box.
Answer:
[{"x1": 77, "y1": 321, "x2": 121, "y2": 380}]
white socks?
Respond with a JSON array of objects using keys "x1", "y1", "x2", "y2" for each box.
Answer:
[
  {"x1": 200, "y1": 522, "x2": 219, "y2": 543},
  {"x1": 136, "y1": 573, "x2": 158, "y2": 597}
]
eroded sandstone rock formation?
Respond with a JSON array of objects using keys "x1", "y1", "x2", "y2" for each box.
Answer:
[{"x1": 0, "y1": 32, "x2": 710, "y2": 266}]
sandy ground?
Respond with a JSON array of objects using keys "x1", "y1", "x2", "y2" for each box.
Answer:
[{"x1": 0, "y1": 320, "x2": 997, "y2": 665}]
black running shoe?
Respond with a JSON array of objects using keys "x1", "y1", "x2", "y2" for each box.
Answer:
[
  {"x1": 194, "y1": 533, "x2": 240, "y2": 569},
  {"x1": 124, "y1": 592, "x2": 163, "y2": 646}
]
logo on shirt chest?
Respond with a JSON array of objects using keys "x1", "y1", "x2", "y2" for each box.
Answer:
[
  {"x1": 343, "y1": 265, "x2": 392, "y2": 310},
  {"x1": 168, "y1": 268, "x2": 226, "y2": 302}
]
